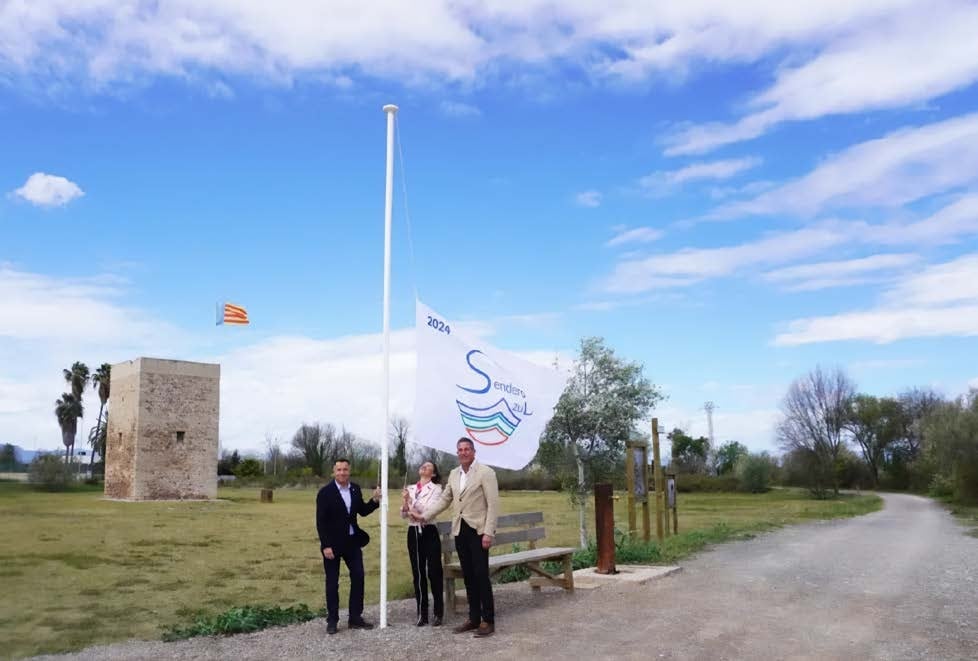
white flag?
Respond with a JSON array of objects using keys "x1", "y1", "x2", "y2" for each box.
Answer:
[{"x1": 413, "y1": 300, "x2": 565, "y2": 470}]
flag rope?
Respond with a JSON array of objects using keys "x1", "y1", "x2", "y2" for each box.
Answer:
[{"x1": 394, "y1": 116, "x2": 421, "y2": 302}]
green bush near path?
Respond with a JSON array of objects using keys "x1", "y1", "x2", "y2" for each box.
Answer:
[
  {"x1": 0, "y1": 482, "x2": 880, "y2": 658},
  {"x1": 162, "y1": 604, "x2": 323, "y2": 641}
]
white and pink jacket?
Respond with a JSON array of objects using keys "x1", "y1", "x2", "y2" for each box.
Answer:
[{"x1": 400, "y1": 480, "x2": 443, "y2": 528}]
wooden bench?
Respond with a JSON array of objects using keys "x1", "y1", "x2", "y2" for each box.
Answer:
[{"x1": 435, "y1": 512, "x2": 575, "y2": 614}]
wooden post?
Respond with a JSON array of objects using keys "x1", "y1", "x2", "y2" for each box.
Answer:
[
  {"x1": 594, "y1": 483, "x2": 616, "y2": 574},
  {"x1": 260, "y1": 488, "x2": 273, "y2": 503},
  {"x1": 625, "y1": 444, "x2": 637, "y2": 539},
  {"x1": 651, "y1": 418, "x2": 664, "y2": 542},
  {"x1": 642, "y1": 498, "x2": 650, "y2": 542}
]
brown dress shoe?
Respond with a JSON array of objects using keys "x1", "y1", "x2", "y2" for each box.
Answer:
[
  {"x1": 453, "y1": 620, "x2": 479, "y2": 634},
  {"x1": 474, "y1": 622, "x2": 495, "y2": 637}
]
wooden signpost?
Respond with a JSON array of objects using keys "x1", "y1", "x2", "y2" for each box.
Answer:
[
  {"x1": 666, "y1": 473, "x2": 678, "y2": 534},
  {"x1": 625, "y1": 441, "x2": 650, "y2": 541},
  {"x1": 651, "y1": 418, "x2": 665, "y2": 542}
]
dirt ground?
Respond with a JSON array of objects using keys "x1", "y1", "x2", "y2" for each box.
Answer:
[{"x1": 32, "y1": 493, "x2": 977, "y2": 661}]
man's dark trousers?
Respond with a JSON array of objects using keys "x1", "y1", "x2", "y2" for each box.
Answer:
[
  {"x1": 455, "y1": 519, "x2": 493, "y2": 624},
  {"x1": 323, "y1": 535, "x2": 365, "y2": 625}
]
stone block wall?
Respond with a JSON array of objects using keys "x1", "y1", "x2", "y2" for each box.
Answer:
[{"x1": 104, "y1": 357, "x2": 220, "y2": 500}]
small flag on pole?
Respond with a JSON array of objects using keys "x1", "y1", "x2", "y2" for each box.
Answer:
[{"x1": 217, "y1": 302, "x2": 249, "y2": 325}]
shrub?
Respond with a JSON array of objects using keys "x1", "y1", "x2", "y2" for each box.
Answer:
[
  {"x1": 735, "y1": 453, "x2": 773, "y2": 493},
  {"x1": 928, "y1": 473, "x2": 955, "y2": 499},
  {"x1": 234, "y1": 458, "x2": 263, "y2": 479},
  {"x1": 162, "y1": 604, "x2": 321, "y2": 641},
  {"x1": 28, "y1": 454, "x2": 75, "y2": 491},
  {"x1": 674, "y1": 473, "x2": 739, "y2": 492}
]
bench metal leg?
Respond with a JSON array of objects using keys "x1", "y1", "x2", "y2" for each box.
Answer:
[{"x1": 445, "y1": 576, "x2": 456, "y2": 614}]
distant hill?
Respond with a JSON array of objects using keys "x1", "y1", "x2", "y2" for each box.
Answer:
[{"x1": 6, "y1": 445, "x2": 40, "y2": 464}]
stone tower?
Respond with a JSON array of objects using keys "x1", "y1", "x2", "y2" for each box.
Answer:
[{"x1": 104, "y1": 357, "x2": 220, "y2": 500}]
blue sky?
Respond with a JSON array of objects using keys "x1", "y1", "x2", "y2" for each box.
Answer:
[{"x1": 3, "y1": 1, "x2": 978, "y2": 456}]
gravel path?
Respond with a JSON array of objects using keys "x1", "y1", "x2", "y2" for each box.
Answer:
[{"x1": 32, "y1": 493, "x2": 977, "y2": 660}]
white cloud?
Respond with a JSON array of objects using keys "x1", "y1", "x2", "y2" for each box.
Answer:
[
  {"x1": 862, "y1": 195, "x2": 978, "y2": 247},
  {"x1": 0, "y1": 266, "x2": 189, "y2": 450},
  {"x1": 0, "y1": 0, "x2": 944, "y2": 96},
  {"x1": 762, "y1": 253, "x2": 919, "y2": 291},
  {"x1": 606, "y1": 226, "x2": 663, "y2": 247},
  {"x1": 10, "y1": 172, "x2": 84, "y2": 207},
  {"x1": 969, "y1": 377, "x2": 978, "y2": 389},
  {"x1": 0, "y1": 265, "x2": 567, "y2": 454},
  {"x1": 0, "y1": 266, "x2": 180, "y2": 346},
  {"x1": 599, "y1": 225, "x2": 847, "y2": 294},
  {"x1": 440, "y1": 100, "x2": 481, "y2": 117},
  {"x1": 775, "y1": 253, "x2": 978, "y2": 345},
  {"x1": 884, "y1": 253, "x2": 978, "y2": 307},
  {"x1": 708, "y1": 180, "x2": 775, "y2": 201},
  {"x1": 664, "y1": 1, "x2": 978, "y2": 154},
  {"x1": 639, "y1": 157, "x2": 761, "y2": 197},
  {"x1": 710, "y1": 113, "x2": 978, "y2": 220},
  {"x1": 598, "y1": 193, "x2": 978, "y2": 297},
  {"x1": 574, "y1": 190, "x2": 602, "y2": 207},
  {"x1": 775, "y1": 305, "x2": 978, "y2": 346}
]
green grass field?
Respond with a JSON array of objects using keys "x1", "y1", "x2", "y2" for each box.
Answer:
[{"x1": 0, "y1": 481, "x2": 881, "y2": 659}]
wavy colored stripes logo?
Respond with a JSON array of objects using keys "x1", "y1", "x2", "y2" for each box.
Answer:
[
  {"x1": 455, "y1": 349, "x2": 532, "y2": 446},
  {"x1": 456, "y1": 398, "x2": 521, "y2": 446}
]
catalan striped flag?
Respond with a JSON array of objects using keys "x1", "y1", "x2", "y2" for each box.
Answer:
[{"x1": 217, "y1": 302, "x2": 249, "y2": 326}]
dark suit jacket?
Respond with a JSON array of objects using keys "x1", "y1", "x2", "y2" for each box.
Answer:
[{"x1": 316, "y1": 480, "x2": 379, "y2": 552}]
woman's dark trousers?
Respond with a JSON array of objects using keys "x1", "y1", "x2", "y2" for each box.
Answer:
[{"x1": 408, "y1": 524, "x2": 444, "y2": 620}]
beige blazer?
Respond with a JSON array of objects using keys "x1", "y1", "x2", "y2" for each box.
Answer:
[{"x1": 422, "y1": 462, "x2": 499, "y2": 537}]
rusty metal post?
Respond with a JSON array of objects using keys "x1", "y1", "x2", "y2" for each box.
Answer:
[{"x1": 594, "y1": 482, "x2": 616, "y2": 574}]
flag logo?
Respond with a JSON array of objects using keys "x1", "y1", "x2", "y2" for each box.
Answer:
[
  {"x1": 456, "y1": 398, "x2": 522, "y2": 446},
  {"x1": 217, "y1": 302, "x2": 249, "y2": 325}
]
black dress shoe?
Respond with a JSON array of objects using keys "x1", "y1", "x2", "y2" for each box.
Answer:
[
  {"x1": 348, "y1": 618, "x2": 374, "y2": 630},
  {"x1": 327, "y1": 622, "x2": 338, "y2": 635},
  {"x1": 416, "y1": 616, "x2": 429, "y2": 627},
  {"x1": 432, "y1": 615, "x2": 443, "y2": 627}
]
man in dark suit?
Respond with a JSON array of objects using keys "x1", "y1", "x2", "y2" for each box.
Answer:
[{"x1": 316, "y1": 458, "x2": 382, "y2": 635}]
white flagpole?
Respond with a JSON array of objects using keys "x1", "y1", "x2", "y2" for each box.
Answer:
[{"x1": 380, "y1": 102, "x2": 398, "y2": 629}]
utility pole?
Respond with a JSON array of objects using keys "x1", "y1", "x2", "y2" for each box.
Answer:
[{"x1": 704, "y1": 401, "x2": 716, "y2": 448}]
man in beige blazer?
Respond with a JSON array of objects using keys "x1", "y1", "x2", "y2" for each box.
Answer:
[{"x1": 419, "y1": 437, "x2": 499, "y2": 637}]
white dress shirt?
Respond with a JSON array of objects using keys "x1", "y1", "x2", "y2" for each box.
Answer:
[
  {"x1": 459, "y1": 461, "x2": 477, "y2": 492},
  {"x1": 336, "y1": 481, "x2": 354, "y2": 535}
]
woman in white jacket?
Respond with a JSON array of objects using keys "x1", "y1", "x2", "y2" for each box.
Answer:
[{"x1": 400, "y1": 461, "x2": 445, "y2": 626}]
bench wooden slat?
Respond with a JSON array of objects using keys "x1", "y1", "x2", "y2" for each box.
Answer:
[
  {"x1": 434, "y1": 511, "x2": 544, "y2": 537},
  {"x1": 444, "y1": 546, "x2": 575, "y2": 572},
  {"x1": 438, "y1": 528, "x2": 547, "y2": 547},
  {"x1": 490, "y1": 526, "x2": 546, "y2": 547},
  {"x1": 496, "y1": 511, "x2": 544, "y2": 527}
]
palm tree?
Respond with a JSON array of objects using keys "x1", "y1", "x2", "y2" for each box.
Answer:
[
  {"x1": 55, "y1": 393, "x2": 83, "y2": 464},
  {"x1": 62, "y1": 362, "x2": 89, "y2": 464},
  {"x1": 89, "y1": 363, "x2": 111, "y2": 471}
]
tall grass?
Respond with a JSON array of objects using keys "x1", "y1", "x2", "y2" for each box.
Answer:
[{"x1": 0, "y1": 482, "x2": 880, "y2": 658}]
